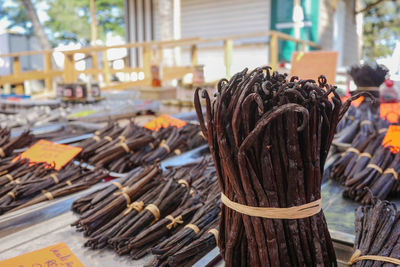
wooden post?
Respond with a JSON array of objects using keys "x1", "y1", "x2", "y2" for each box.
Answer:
[
  {"x1": 92, "y1": 51, "x2": 99, "y2": 81},
  {"x1": 142, "y1": 45, "x2": 152, "y2": 82},
  {"x1": 300, "y1": 42, "x2": 306, "y2": 52},
  {"x1": 90, "y1": 0, "x2": 98, "y2": 45},
  {"x1": 224, "y1": 39, "x2": 233, "y2": 78},
  {"x1": 13, "y1": 56, "x2": 24, "y2": 94},
  {"x1": 190, "y1": 44, "x2": 198, "y2": 66},
  {"x1": 269, "y1": 33, "x2": 278, "y2": 71},
  {"x1": 103, "y1": 50, "x2": 111, "y2": 86},
  {"x1": 44, "y1": 52, "x2": 52, "y2": 92},
  {"x1": 63, "y1": 54, "x2": 75, "y2": 83}
]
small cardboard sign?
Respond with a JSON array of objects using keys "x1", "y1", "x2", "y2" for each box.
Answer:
[
  {"x1": 0, "y1": 242, "x2": 84, "y2": 267},
  {"x1": 14, "y1": 140, "x2": 82, "y2": 170},
  {"x1": 291, "y1": 51, "x2": 338, "y2": 84},
  {"x1": 382, "y1": 125, "x2": 400, "y2": 153},
  {"x1": 380, "y1": 103, "x2": 400, "y2": 123},
  {"x1": 144, "y1": 114, "x2": 187, "y2": 131}
]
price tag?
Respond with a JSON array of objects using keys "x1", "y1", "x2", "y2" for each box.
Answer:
[
  {"x1": 380, "y1": 103, "x2": 400, "y2": 123},
  {"x1": 0, "y1": 242, "x2": 84, "y2": 267},
  {"x1": 144, "y1": 114, "x2": 187, "y2": 131},
  {"x1": 14, "y1": 140, "x2": 82, "y2": 170},
  {"x1": 382, "y1": 125, "x2": 400, "y2": 153}
]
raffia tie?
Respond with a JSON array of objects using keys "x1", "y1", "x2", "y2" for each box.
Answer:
[
  {"x1": 124, "y1": 201, "x2": 144, "y2": 215},
  {"x1": 383, "y1": 168, "x2": 398, "y2": 180},
  {"x1": 145, "y1": 204, "x2": 160, "y2": 222},
  {"x1": 348, "y1": 249, "x2": 400, "y2": 266},
  {"x1": 112, "y1": 181, "x2": 124, "y2": 190},
  {"x1": 92, "y1": 135, "x2": 101, "y2": 142},
  {"x1": 113, "y1": 187, "x2": 131, "y2": 205},
  {"x1": 158, "y1": 140, "x2": 170, "y2": 153},
  {"x1": 360, "y1": 120, "x2": 373, "y2": 126},
  {"x1": 0, "y1": 147, "x2": 5, "y2": 158},
  {"x1": 174, "y1": 149, "x2": 182, "y2": 155},
  {"x1": 104, "y1": 136, "x2": 113, "y2": 142},
  {"x1": 185, "y1": 223, "x2": 200, "y2": 235},
  {"x1": 198, "y1": 131, "x2": 207, "y2": 140},
  {"x1": 346, "y1": 148, "x2": 360, "y2": 155},
  {"x1": 379, "y1": 128, "x2": 388, "y2": 134},
  {"x1": 50, "y1": 174, "x2": 59, "y2": 184},
  {"x1": 94, "y1": 130, "x2": 100, "y2": 136},
  {"x1": 178, "y1": 179, "x2": 189, "y2": 187},
  {"x1": 221, "y1": 193, "x2": 321, "y2": 219},
  {"x1": 118, "y1": 135, "x2": 126, "y2": 143},
  {"x1": 119, "y1": 142, "x2": 131, "y2": 153},
  {"x1": 165, "y1": 215, "x2": 184, "y2": 229},
  {"x1": 208, "y1": 229, "x2": 219, "y2": 246},
  {"x1": 367, "y1": 164, "x2": 383, "y2": 174},
  {"x1": 359, "y1": 152, "x2": 372, "y2": 159},
  {"x1": 44, "y1": 191, "x2": 54, "y2": 200},
  {"x1": 7, "y1": 192, "x2": 16, "y2": 199},
  {"x1": 66, "y1": 180, "x2": 72, "y2": 186},
  {"x1": 5, "y1": 174, "x2": 14, "y2": 182}
]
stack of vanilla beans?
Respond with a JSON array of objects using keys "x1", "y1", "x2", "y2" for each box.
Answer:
[
  {"x1": 0, "y1": 159, "x2": 108, "y2": 215},
  {"x1": 334, "y1": 100, "x2": 393, "y2": 145},
  {"x1": 0, "y1": 128, "x2": 33, "y2": 161},
  {"x1": 77, "y1": 121, "x2": 206, "y2": 173},
  {"x1": 72, "y1": 159, "x2": 221, "y2": 266},
  {"x1": 349, "y1": 197, "x2": 400, "y2": 266},
  {"x1": 330, "y1": 127, "x2": 400, "y2": 204},
  {"x1": 194, "y1": 67, "x2": 360, "y2": 266}
]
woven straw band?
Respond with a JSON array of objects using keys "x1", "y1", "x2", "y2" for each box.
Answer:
[
  {"x1": 50, "y1": 174, "x2": 59, "y2": 184},
  {"x1": 346, "y1": 148, "x2": 360, "y2": 155},
  {"x1": 360, "y1": 120, "x2": 372, "y2": 126},
  {"x1": 92, "y1": 135, "x2": 101, "y2": 142},
  {"x1": 359, "y1": 152, "x2": 372, "y2": 159},
  {"x1": 66, "y1": 180, "x2": 72, "y2": 186},
  {"x1": 174, "y1": 149, "x2": 182, "y2": 155},
  {"x1": 367, "y1": 164, "x2": 383, "y2": 173},
  {"x1": 7, "y1": 192, "x2": 16, "y2": 199},
  {"x1": 118, "y1": 135, "x2": 126, "y2": 143},
  {"x1": 185, "y1": 223, "x2": 200, "y2": 235},
  {"x1": 0, "y1": 148, "x2": 5, "y2": 158},
  {"x1": 119, "y1": 142, "x2": 130, "y2": 153},
  {"x1": 112, "y1": 182, "x2": 123, "y2": 190},
  {"x1": 44, "y1": 192, "x2": 54, "y2": 200},
  {"x1": 357, "y1": 86, "x2": 379, "y2": 91},
  {"x1": 208, "y1": 229, "x2": 219, "y2": 246},
  {"x1": 158, "y1": 140, "x2": 171, "y2": 153},
  {"x1": 104, "y1": 136, "x2": 113, "y2": 142},
  {"x1": 379, "y1": 128, "x2": 388, "y2": 133},
  {"x1": 11, "y1": 178, "x2": 20, "y2": 184},
  {"x1": 5, "y1": 174, "x2": 14, "y2": 182},
  {"x1": 165, "y1": 215, "x2": 184, "y2": 229},
  {"x1": 178, "y1": 179, "x2": 189, "y2": 187},
  {"x1": 124, "y1": 201, "x2": 144, "y2": 215},
  {"x1": 383, "y1": 168, "x2": 398, "y2": 180},
  {"x1": 221, "y1": 193, "x2": 322, "y2": 219},
  {"x1": 94, "y1": 130, "x2": 100, "y2": 135},
  {"x1": 145, "y1": 204, "x2": 160, "y2": 221},
  {"x1": 348, "y1": 249, "x2": 400, "y2": 266}
]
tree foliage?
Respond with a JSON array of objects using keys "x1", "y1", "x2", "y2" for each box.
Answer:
[
  {"x1": 0, "y1": 0, "x2": 124, "y2": 46},
  {"x1": 363, "y1": 0, "x2": 400, "y2": 60}
]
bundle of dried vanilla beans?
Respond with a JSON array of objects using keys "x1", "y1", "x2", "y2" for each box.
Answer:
[
  {"x1": 0, "y1": 128, "x2": 33, "y2": 159},
  {"x1": 348, "y1": 197, "x2": 400, "y2": 266},
  {"x1": 194, "y1": 67, "x2": 359, "y2": 266},
  {"x1": 77, "y1": 121, "x2": 206, "y2": 173},
  {"x1": 0, "y1": 159, "x2": 108, "y2": 215},
  {"x1": 72, "y1": 159, "x2": 221, "y2": 266}
]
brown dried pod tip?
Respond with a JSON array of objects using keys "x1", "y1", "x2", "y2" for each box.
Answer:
[{"x1": 194, "y1": 67, "x2": 349, "y2": 266}]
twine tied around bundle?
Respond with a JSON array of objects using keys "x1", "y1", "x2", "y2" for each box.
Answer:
[
  {"x1": 221, "y1": 193, "x2": 321, "y2": 219},
  {"x1": 124, "y1": 201, "x2": 144, "y2": 215},
  {"x1": 348, "y1": 249, "x2": 400, "y2": 266},
  {"x1": 165, "y1": 215, "x2": 183, "y2": 229},
  {"x1": 184, "y1": 223, "x2": 200, "y2": 235}
]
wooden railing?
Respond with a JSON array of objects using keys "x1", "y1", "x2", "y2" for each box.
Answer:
[{"x1": 0, "y1": 31, "x2": 320, "y2": 94}]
